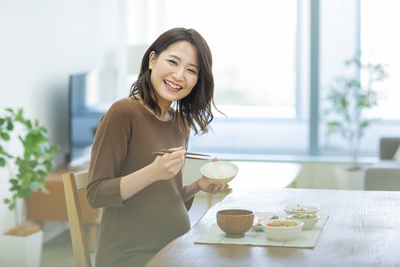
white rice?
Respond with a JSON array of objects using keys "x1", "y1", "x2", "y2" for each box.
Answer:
[{"x1": 202, "y1": 164, "x2": 236, "y2": 178}]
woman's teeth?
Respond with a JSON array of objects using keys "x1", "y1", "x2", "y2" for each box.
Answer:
[{"x1": 164, "y1": 80, "x2": 182, "y2": 90}]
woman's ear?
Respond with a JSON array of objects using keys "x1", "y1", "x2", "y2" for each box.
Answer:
[{"x1": 149, "y1": 51, "x2": 155, "y2": 70}]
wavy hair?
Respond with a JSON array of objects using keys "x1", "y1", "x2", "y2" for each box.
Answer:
[{"x1": 129, "y1": 28, "x2": 221, "y2": 135}]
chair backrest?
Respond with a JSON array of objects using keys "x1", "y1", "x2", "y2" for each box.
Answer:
[
  {"x1": 365, "y1": 168, "x2": 400, "y2": 191},
  {"x1": 380, "y1": 137, "x2": 400, "y2": 160},
  {"x1": 63, "y1": 172, "x2": 92, "y2": 267}
]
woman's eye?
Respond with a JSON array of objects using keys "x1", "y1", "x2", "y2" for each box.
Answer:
[
  {"x1": 168, "y1": 60, "x2": 177, "y2": 65},
  {"x1": 188, "y1": 69, "x2": 197, "y2": 74}
]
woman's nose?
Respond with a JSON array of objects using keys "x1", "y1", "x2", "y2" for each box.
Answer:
[{"x1": 172, "y1": 67, "x2": 184, "y2": 81}]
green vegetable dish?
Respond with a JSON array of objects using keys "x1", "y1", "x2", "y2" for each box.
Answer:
[{"x1": 293, "y1": 214, "x2": 317, "y2": 219}]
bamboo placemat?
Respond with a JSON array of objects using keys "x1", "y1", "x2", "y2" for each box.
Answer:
[{"x1": 195, "y1": 212, "x2": 329, "y2": 248}]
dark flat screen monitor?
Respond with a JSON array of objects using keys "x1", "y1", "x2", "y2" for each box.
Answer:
[{"x1": 67, "y1": 69, "x2": 115, "y2": 167}]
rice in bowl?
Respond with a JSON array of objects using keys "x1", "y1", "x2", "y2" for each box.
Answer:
[{"x1": 200, "y1": 161, "x2": 239, "y2": 186}]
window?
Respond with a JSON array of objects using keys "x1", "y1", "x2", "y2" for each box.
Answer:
[
  {"x1": 127, "y1": 0, "x2": 307, "y2": 156},
  {"x1": 126, "y1": 0, "x2": 400, "y2": 160},
  {"x1": 361, "y1": 0, "x2": 400, "y2": 120},
  {"x1": 318, "y1": 0, "x2": 400, "y2": 158}
]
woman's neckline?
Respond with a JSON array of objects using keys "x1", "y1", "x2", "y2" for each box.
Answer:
[{"x1": 131, "y1": 95, "x2": 173, "y2": 122}]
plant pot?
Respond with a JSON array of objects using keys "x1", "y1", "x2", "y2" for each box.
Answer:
[
  {"x1": 334, "y1": 166, "x2": 365, "y2": 190},
  {"x1": 0, "y1": 226, "x2": 43, "y2": 267}
]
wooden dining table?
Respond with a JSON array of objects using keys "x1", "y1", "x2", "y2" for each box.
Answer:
[{"x1": 145, "y1": 187, "x2": 400, "y2": 267}]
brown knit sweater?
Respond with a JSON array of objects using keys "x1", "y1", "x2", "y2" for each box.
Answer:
[{"x1": 86, "y1": 97, "x2": 194, "y2": 267}]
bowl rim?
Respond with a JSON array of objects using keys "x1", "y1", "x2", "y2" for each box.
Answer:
[
  {"x1": 282, "y1": 205, "x2": 320, "y2": 212},
  {"x1": 217, "y1": 209, "x2": 254, "y2": 216},
  {"x1": 287, "y1": 214, "x2": 320, "y2": 220},
  {"x1": 261, "y1": 219, "x2": 304, "y2": 228},
  {"x1": 201, "y1": 161, "x2": 239, "y2": 180}
]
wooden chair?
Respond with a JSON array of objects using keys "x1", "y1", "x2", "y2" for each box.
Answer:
[{"x1": 62, "y1": 172, "x2": 92, "y2": 267}]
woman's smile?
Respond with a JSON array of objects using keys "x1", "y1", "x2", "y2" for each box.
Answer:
[{"x1": 164, "y1": 79, "x2": 183, "y2": 91}]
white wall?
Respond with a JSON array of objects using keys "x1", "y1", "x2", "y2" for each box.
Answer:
[{"x1": 0, "y1": 0, "x2": 124, "y2": 235}]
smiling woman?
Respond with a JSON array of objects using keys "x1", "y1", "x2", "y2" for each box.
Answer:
[{"x1": 86, "y1": 28, "x2": 228, "y2": 267}]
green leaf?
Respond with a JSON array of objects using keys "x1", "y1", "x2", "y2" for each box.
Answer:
[
  {"x1": 4, "y1": 199, "x2": 10, "y2": 204},
  {"x1": 30, "y1": 182, "x2": 38, "y2": 192},
  {"x1": 10, "y1": 185, "x2": 19, "y2": 191},
  {"x1": 37, "y1": 169, "x2": 46, "y2": 177},
  {"x1": 26, "y1": 120, "x2": 32, "y2": 128},
  {"x1": 9, "y1": 203, "x2": 15, "y2": 211},
  {"x1": 0, "y1": 157, "x2": 5, "y2": 167},
  {"x1": 21, "y1": 172, "x2": 33, "y2": 183},
  {"x1": 0, "y1": 118, "x2": 4, "y2": 126},
  {"x1": 9, "y1": 179, "x2": 19, "y2": 185},
  {"x1": 17, "y1": 187, "x2": 32, "y2": 199},
  {"x1": 50, "y1": 145, "x2": 60, "y2": 153},
  {"x1": 1, "y1": 132, "x2": 10, "y2": 141},
  {"x1": 6, "y1": 120, "x2": 13, "y2": 131},
  {"x1": 44, "y1": 160, "x2": 52, "y2": 171}
]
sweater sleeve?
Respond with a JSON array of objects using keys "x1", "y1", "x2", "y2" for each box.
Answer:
[
  {"x1": 183, "y1": 186, "x2": 195, "y2": 211},
  {"x1": 86, "y1": 100, "x2": 133, "y2": 209}
]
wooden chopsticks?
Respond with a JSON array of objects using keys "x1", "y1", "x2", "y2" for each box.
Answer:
[{"x1": 152, "y1": 149, "x2": 211, "y2": 160}]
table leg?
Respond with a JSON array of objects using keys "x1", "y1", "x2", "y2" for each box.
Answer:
[
  {"x1": 88, "y1": 223, "x2": 98, "y2": 252},
  {"x1": 207, "y1": 194, "x2": 212, "y2": 209},
  {"x1": 207, "y1": 189, "x2": 232, "y2": 209}
]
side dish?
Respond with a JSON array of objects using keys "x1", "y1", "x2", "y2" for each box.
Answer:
[
  {"x1": 292, "y1": 214, "x2": 317, "y2": 219},
  {"x1": 253, "y1": 215, "x2": 279, "y2": 226},
  {"x1": 266, "y1": 220, "x2": 297, "y2": 227}
]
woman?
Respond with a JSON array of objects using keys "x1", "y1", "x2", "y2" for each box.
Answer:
[{"x1": 86, "y1": 28, "x2": 227, "y2": 267}]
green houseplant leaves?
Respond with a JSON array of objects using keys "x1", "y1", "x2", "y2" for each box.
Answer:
[
  {"x1": 0, "y1": 108, "x2": 59, "y2": 228},
  {"x1": 323, "y1": 52, "x2": 388, "y2": 170}
]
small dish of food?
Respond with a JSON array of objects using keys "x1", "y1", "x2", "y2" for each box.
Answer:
[
  {"x1": 201, "y1": 161, "x2": 239, "y2": 186},
  {"x1": 252, "y1": 214, "x2": 279, "y2": 231},
  {"x1": 287, "y1": 214, "x2": 320, "y2": 230},
  {"x1": 282, "y1": 205, "x2": 320, "y2": 215},
  {"x1": 261, "y1": 219, "x2": 304, "y2": 242}
]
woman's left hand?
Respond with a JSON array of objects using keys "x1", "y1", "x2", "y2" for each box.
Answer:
[{"x1": 197, "y1": 157, "x2": 230, "y2": 194}]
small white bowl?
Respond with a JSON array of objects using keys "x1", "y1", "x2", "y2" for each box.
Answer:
[
  {"x1": 287, "y1": 214, "x2": 320, "y2": 230},
  {"x1": 282, "y1": 205, "x2": 320, "y2": 215},
  {"x1": 201, "y1": 161, "x2": 239, "y2": 186},
  {"x1": 261, "y1": 219, "x2": 304, "y2": 242}
]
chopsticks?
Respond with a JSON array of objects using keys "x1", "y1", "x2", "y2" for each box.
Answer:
[{"x1": 152, "y1": 149, "x2": 211, "y2": 160}]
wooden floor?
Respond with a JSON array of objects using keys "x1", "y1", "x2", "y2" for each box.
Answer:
[
  {"x1": 40, "y1": 195, "x2": 223, "y2": 267},
  {"x1": 41, "y1": 230, "x2": 96, "y2": 267}
]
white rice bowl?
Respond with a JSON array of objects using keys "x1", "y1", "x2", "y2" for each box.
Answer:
[{"x1": 200, "y1": 161, "x2": 239, "y2": 186}]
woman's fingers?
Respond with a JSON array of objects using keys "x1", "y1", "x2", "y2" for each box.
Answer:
[
  {"x1": 164, "y1": 149, "x2": 186, "y2": 166},
  {"x1": 153, "y1": 147, "x2": 186, "y2": 180}
]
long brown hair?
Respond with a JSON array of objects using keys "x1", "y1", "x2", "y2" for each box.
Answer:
[{"x1": 129, "y1": 28, "x2": 220, "y2": 135}]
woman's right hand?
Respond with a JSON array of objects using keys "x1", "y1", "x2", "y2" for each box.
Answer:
[
  {"x1": 120, "y1": 146, "x2": 186, "y2": 201},
  {"x1": 152, "y1": 147, "x2": 186, "y2": 181}
]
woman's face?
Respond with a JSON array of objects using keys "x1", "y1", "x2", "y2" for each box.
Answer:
[{"x1": 149, "y1": 41, "x2": 199, "y2": 108}]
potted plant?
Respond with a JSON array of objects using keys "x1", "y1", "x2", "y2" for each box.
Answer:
[
  {"x1": 0, "y1": 108, "x2": 59, "y2": 267},
  {"x1": 322, "y1": 52, "x2": 388, "y2": 189}
]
